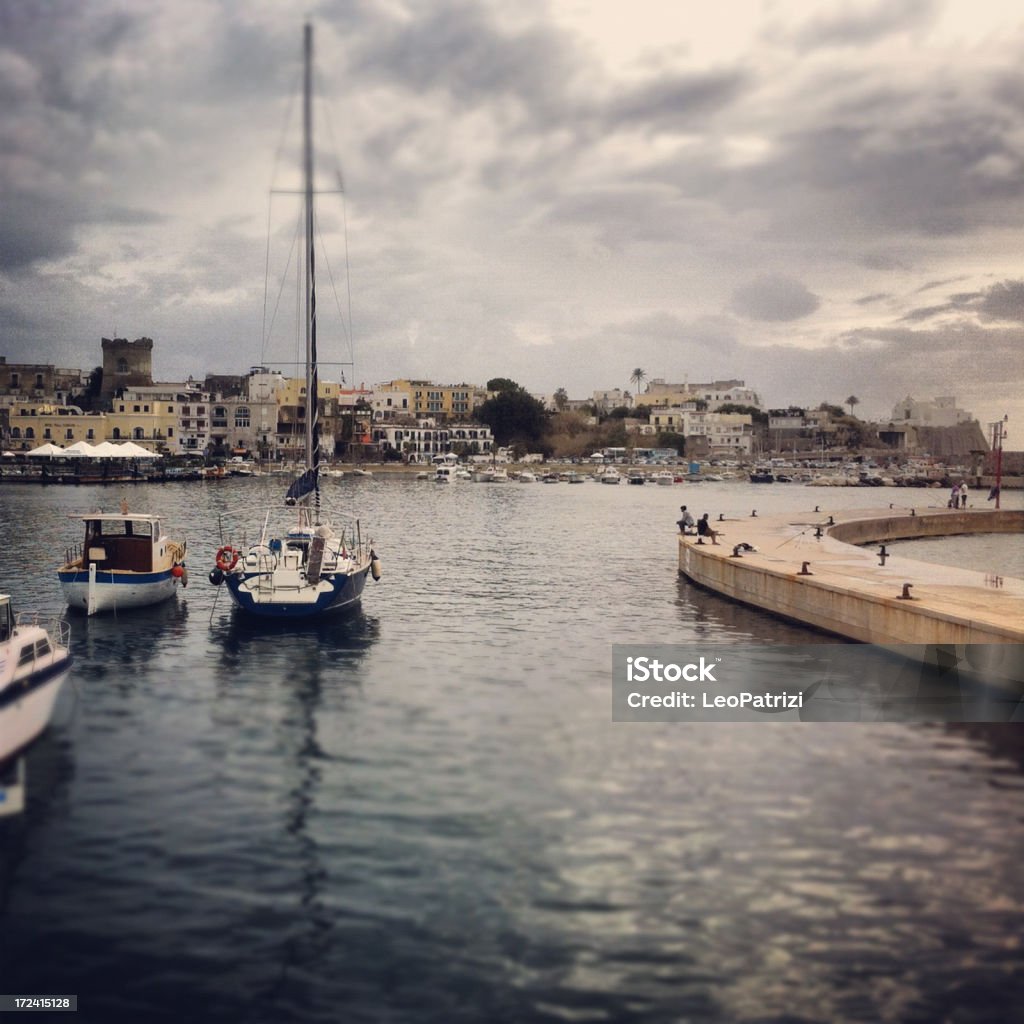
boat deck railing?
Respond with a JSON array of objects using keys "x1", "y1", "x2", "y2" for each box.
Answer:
[
  {"x1": 217, "y1": 506, "x2": 369, "y2": 564},
  {"x1": 15, "y1": 612, "x2": 70, "y2": 650}
]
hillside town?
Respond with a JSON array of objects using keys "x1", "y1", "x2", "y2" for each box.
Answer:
[{"x1": 0, "y1": 338, "x2": 1016, "y2": 485}]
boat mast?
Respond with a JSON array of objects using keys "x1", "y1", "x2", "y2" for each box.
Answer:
[
  {"x1": 303, "y1": 22, "x2": 314, "y2": 475},
  {"x1": 303, "y1": 22, "x2": 322, "y2": 522}
]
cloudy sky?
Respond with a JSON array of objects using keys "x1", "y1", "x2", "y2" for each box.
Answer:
[{"x1": 2, "y1": 0, "x2": 1022, "y2": 432}]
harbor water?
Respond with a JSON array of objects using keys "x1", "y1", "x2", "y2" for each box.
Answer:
[{"x1": 1, "y1": 478, "x2": 1023, "y2": 1023}]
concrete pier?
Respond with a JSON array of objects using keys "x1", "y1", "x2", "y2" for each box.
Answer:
[{"x1": 679, "y1": 508, "x2": 1024, "y2": 646}]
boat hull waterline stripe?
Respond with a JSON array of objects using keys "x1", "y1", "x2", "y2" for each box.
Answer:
[{"x1": 0, "y1": 657, "x2": 73, "y2": 713}]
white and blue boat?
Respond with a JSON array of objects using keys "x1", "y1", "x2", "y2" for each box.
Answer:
[
  {"x1": 207, "y1": 24, "x2": 379, "y2": 620},
  {"x1": 0, "y1": 595, "x2": 72, "y2": 765},
  {"x1": 58, "y1": 508, "x2": 187, "y2": 615}
]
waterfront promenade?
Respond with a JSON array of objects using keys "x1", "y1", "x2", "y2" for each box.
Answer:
[{"x1": 678, "y1": 507, "x2": 1024, "y2": 646}]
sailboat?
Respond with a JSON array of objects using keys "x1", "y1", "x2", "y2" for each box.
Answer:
[{"x1": 208, "y1": 24, "x2": 380, "y2": 619}]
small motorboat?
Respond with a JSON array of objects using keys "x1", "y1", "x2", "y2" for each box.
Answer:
[
  {"x1": 0, "y1": 594, "x2": 72, "y2": 765},
  {"x1": 58, "y1": 504, "x2": 187, "y2": 615}
]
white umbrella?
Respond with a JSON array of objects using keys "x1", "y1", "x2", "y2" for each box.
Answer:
[
  {"x1": 120, "y1": 441, "x2": 161, "y2": 458},
  {"x1": 26, "y1": 442, "x2": 66, "y2": 457},
  {"x1": 90, "y1": 441, "x2": 122, "y2": 457},
  {"x1": 65, "y1": 441, "x2": 98, "y2": 456}
]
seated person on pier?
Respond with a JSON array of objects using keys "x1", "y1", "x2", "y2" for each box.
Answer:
[
  {"x1": 696, "y1": 513, "x2": 720, "y2": 545},
  {"x1": 677, "y1": 505, "x2": 696, "y2": 534}
]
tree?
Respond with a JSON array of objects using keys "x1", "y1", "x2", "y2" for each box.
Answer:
[
  {"x1": 477, "y1": 387, "x2": 549, "y2": 446},
  {"x1": 553, "y1": 387, "x2": 569, "y2": 411},
  {"x1": 846, "y1": 395, "x2": 861, "y2": 417},
  {"x1": 76, "y1": 366, "x2": 104, "y2": 411},
  {"x1": 656, "y1": 431, "x2": 686, "y2": 456},
  {"x1": 717, "y1": 402, "x2": 768, "y2": 426},
  {"x1": 486, "y1": 377, "x2": 523, "y2": 395},
  {"x1": 630, "y1": 367, "x2": 646, "y2": 394}
]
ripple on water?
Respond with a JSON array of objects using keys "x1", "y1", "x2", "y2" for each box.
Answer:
[{"x1": 1, "y1": 481, "x2": 1023, "y2": 1022}]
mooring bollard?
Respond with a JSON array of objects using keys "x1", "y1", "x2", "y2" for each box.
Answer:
[
  {"x1": 878, "y1": 545, "x2": 888, "y2": 566},
  {"x1": 898, "y1": 583, "x2": 914, "y2": 600},
  {"x1": 797, "y1": 561, "x2": 813, "y2": 575}
]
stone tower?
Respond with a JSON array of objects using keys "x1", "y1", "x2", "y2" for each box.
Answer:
[{"x1": 100, "y1": 337, "x2": 154, "y2": 400}]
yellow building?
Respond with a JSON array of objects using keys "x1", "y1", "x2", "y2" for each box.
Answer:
[
  {"x1": 8, "y1": 398, "x2": 176, "y2": 453},
  {"x1": 107, "y1": 394, "x2": 178, "y2": 452},
  {"x1": 8, "y1": 404, "x2": 106, "y2": 449},
  {"x1": 376, "y1": 380, "x2": 487, "y2": 420}
]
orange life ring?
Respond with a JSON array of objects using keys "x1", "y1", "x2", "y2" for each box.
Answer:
[{"x1": 215, "y1": 545, "x2": 239, "y2": 571}]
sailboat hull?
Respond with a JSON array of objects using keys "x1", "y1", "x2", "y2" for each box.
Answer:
[{"x1": 223, "y1": 565, "x2": 369, "y2": 618}]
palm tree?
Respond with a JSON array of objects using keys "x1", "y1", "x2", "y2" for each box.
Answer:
[
  {"x1": 630, "y1": 368, "x2": 647, "y2": 395},
  {"x1": 845, "y1": 395, "x2": 860, "y2": 417}
]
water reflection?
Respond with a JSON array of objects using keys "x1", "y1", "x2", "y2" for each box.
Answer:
[
  {"x1": 0, "y1": 729, "x2": 76, "y2": 913},
  {"x1": 68, "y1": 598, "x2": 192, "y2": 685},
  {"x1": 207, "y1": 610, "x2": 381, "y2": 1014},
  {"x1": 676, "y1": 574, "x2": 839, "y2": 643}
]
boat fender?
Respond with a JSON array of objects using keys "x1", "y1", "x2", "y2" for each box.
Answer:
[
  {"x1": 180, "y1": 566, "x2": 189, "y2": 588},
  {"x1": 171, "y1": 564, "x2": 185, "y2": 579},
  {"x1": 370, "y1": 550, "x2": 382, "y2": 581},
  {"x1": 215, "y1": 545, "x2": 239, "y2": 571},
  {"x1": 208, "y1": 567, "x2": 224, "y2": 586}
]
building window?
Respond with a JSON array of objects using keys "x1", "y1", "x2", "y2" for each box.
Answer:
[
  {"x1": 10, "y1": 373, "x2": 18, "y2": 388},
  {"x1": 112, "y1": 428, "x2": 121, "y2": 439},
  {"x1": 66, "y1": 428, "x2": 73, "y2": 439},
  {"x1": 43, "y1": 428, "x2": 52, "y2": 439},
  {"x1": 117, "y1": 358, "x2": 129, "y2": 373},
  {"x1": 168, "y1": 428, "x2": 173, "y2": 438},
  {"x1": 235, "y1": 407, "x2": 250, "y2": 428},
  {"x1": 134, "y1": 405, "x2": 140, "y2": 413},
  {"x1": 87, "y1": 429, "x2": 95, "y2": 439},
  {"x1": 168, "y1": 405, "x2": 174, "y2": 413},
  {"x1": 36, "y1": 374, "x2": 44, "y2": 388},
  {"x1": 134, "y1": 428, "x2": 144, "y2": 440}
]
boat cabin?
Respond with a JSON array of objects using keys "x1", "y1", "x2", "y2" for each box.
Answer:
[
  {"x1": 0, "y1": 595, "x2": 12, "y2": 645},
  {"x1": 74, "y1": 514, "x2": 164, "y2": 573}
]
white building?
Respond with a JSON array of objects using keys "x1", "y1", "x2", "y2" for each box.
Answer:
[
  {"x1": 647, "y1": 407, "x2": 753, "y2": 454},
  {"x1": 592, "y1": 388, "x2": 634, "y2": 413},
  {"x1": 889, "y1": 395, "x2": 973, "y2": 428},
  {"x1": 372, "y1": 421, "x2": 494, "y2": 462},
  {"x1": 644, "y1": 378, "x2": 763, "y2": 411},
  {"x1": 372, "y1": 388, "x2": 411, "y2": 420}
]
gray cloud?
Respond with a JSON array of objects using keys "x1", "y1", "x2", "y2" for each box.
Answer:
[
  {"x1": 1, "y1": 0, "x2": 1022, "y2": 430},
  {"x1": 901, "y1": 279, "x2": 1024, "y2": 325},
  {"x1": 730, "y1": 275, "x2": 820, "y2": 322},
  {"x1": 795, "y1": 0, "x2": 939, "y2": 49}
]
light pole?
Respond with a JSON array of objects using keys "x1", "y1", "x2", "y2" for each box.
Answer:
[{"x1": 989, "y1": 415, "x2": 1008, "y2": 510}]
